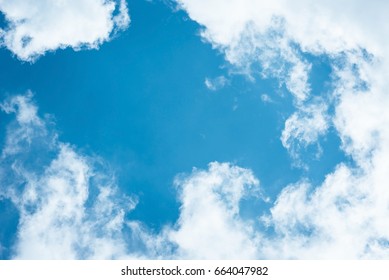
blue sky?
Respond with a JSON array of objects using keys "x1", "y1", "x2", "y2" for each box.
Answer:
[{"x1": 1, "y1": 0, "x2": 389, "y2": 259}]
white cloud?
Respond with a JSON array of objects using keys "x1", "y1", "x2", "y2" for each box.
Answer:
[
  {"x1": 227, "y1": 20, "x2": 311, "y2": 102},
  {"x1": 177, "y1": 1, "x2": 312, "y2": 102},
  {"x1": 0, "y1": 94, "x2": 137, "y2": 259},
  {"x1": 0, "y1": 91, "x2": 49, "y2": 158},
  {"x1": 281, "y1": 102, "x2": 329, "y2": 162},
  {"x1": 204, "y1": 76, "x2": 228, "y2": 91},
  {"x1": 262, "y1": 154, "x2": 389, "y2": 259},
  {"x1": 260, "y1": 94, "x2": 273, "y2": 104},
  {"x1": 0, "y1": 91, "x2": 41, "y2": 124},
  {"x1": 177, "y1": 0, "x2": 389, "y2": 58},
  {"x1": 165, "y1": 162, "x2": 262, "y2": 259},
  {"x1": 120, "y1": 163, "x2": 265, "y2": 260},
  {"x1": 0, "y1": 0, "x2": 130, "y2": 61}
]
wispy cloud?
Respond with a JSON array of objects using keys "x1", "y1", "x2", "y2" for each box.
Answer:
[
  {"x1": 204, "y1": 76, "x2": 228, "y2": 91},
  {"x1": 281, "y1": 102, "x2": 329, "y2": 164},
  {"x1": 260, "y1": 94, "x2": 273, "y2": 104},
  {"x1": 0, "y1": 0, "x2": 130, "y2": 61}
]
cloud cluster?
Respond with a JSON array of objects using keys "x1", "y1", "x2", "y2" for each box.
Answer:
[
  {"x1": 0, "y1": 0, "x2": 129, "y2": 61},
  {"x1": 0, "y1": 93, "x2": 137, "y2": 259},
  {"x1": 3, "y1": 93, "x2": 389, "y2": 259},
  {"x1": 0, "y1": 93, "x2": 265, "y2": 260},
  {"x1": 2, "y1": 0, "x2": 389, "y2": 259},
  {"x1": 174, "y1": 0, "x2": 389, "y2": 258},
  {"x1": 175, "y1": 0, "x2": 389, "y2": 155}
]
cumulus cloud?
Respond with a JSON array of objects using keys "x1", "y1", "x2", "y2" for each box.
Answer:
[
  {"x1": 261, "y1": 143, "x2": 389, "y2": 259},
  {"x1": 118, "y1": 162, "x2": 265, "y2": 260},
  {"x1": 165, "y1": 162, "x2": 261, "y2": 259},
  {"x1": 0, "y1": 93, "x2": 137, "y2": 259},
  {"x1": 0, "y1": 0, "x2": 130, "y2": 61},
  {"x1": 129, "y1": 151, "x2": 389, "y2": 259}
]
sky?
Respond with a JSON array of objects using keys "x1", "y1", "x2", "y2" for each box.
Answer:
[{"x1": 0, "y1": 0, "x2": 388, "y2": 259}]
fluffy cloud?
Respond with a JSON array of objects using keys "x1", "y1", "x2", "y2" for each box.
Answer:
[
  {"x1": 165, "y1": 162, "x2": 261, "y2": 259},
  {"x1": 0, "y1": 0, "x2": 129, "y2": 61},
  {"x1": 0, "y1": 93, "x2": 137, "y2": 259},
  {"x1": 176, "y1": 0, "x2": 389, "y2": 57},
  {"x1": 121, "y1": 162, "x2": 265, "y2": 260},
  {"x1": 261, "y1": 139, "x2": 389, "y2": 258}
]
